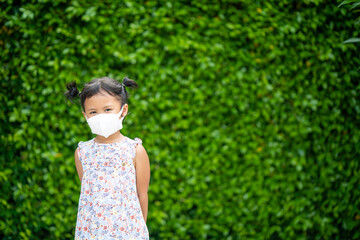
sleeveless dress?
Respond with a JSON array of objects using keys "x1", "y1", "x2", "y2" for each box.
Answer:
[{"x1": 75, "y1": 136, "x2": 149, "y2": 239}]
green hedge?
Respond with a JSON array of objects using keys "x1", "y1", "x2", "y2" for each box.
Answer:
[{"x1": 1, "y1": 0, "x2": 360, "y2": 239}]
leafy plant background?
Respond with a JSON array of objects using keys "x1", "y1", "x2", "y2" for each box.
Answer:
[{"x1": 1, "y1": 0, "x2": 360, "y2": 239}]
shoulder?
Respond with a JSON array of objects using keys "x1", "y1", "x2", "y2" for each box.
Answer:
[
  {"x1": 133, "y1": 138, "x2": 149, "y2": 165},
  {"x1": 135, "y1": 143, "x2": 147, "y2": 156}
]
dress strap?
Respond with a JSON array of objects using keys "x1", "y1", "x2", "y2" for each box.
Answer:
[
  {"x1": 77, "y1": 141, "x2": 85, "y2": 164},
  {"x1": 134, "y1": 137, "x2": 142, "y2": 145}
]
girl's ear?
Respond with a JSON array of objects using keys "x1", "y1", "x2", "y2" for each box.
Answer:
[
  {"x1": 121, "y1": 104, "x2": 128, "y2": 118},
  {"x1": 82, "y1": 111, "x2": 87, "y2": 120}
]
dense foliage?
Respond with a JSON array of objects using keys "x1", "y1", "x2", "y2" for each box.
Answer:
[
  {"x1": 1, "y1": 0, "x2": 360, "y2": 239},
  {"x1": 339, "y1": 0, "x2": 360, "y2": 48}
]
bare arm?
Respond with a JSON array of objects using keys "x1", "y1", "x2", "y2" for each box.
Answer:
[
  {"x1": 75, "y1": 147, "x2": 83, "y2": 183},
  {"x1": 134, "y1": 144, "x2": 150, "y2": 223}
]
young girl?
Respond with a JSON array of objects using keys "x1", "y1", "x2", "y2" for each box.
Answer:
[{"x1": 65, "y1": 76, "x2": 150, "y2": 239}]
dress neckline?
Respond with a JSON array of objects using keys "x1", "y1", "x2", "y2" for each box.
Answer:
[{"x1": 92, "y1": 136, "x2": 128, "y2": 146}]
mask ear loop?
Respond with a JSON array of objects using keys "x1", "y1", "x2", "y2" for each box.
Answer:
[
  {"x1": 84, "y1": 111, "x2": 89, "y2": 120},
  {"x1": 119, "y1": 105, "x2": 125, "y2": 118}
]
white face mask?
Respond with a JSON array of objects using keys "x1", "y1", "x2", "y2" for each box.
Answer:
[{"x1": 85, "y1": 105, "x2": 125, "y2": 138}]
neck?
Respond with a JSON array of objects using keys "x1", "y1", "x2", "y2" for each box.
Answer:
[{"x1": 95, "y1": 131, "x2": 124, "y2": 144}]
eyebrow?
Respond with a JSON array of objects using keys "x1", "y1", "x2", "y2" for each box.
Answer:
[{"x1": 86, "y1": 105, "x2": 114, "y2": 111}]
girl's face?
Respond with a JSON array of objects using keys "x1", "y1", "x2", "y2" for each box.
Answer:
[{"x1": 82, "y1": 90, "x2": 128, "y2": 119}]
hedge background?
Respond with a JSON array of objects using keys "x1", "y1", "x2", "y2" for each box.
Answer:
[{"x1": 1, "y1": 0, "x2": 360, "y2": 239}]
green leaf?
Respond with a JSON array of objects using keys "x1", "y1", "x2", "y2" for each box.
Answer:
[
  {"x1": 338, "y1": 0, "x2": 359, "y2": 8},
  {"x1": 350, "y1": 1, "x2": 360, "y2": 10},
  {"x1": 343, "y1": 38, "x2": 360, "y2": 43}
]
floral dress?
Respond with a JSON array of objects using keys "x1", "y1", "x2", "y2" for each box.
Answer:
[{"x1": 75, "y1": 136, "x2": 149, "y2": 239}]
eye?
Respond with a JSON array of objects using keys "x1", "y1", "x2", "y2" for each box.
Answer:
[
  {"x1": 105, "y1": 108, "x2": 112, "y2": 112},
  {"x1": 90, "y1": 111, "x2": 96, "y2": 114}
]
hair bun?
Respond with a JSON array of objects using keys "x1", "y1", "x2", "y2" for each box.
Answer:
[
  {"x1": 122, "y1": 76, "x2": 138, "y2": 88},
  {"x1": 64, "y1": 81, "x2": 80, "y2": 103}
]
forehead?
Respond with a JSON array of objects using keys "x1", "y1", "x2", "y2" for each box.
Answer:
[{"x1": 84, "y1": 91, "x2": 121, "y2": 110}]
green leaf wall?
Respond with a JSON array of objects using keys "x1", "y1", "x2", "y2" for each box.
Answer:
[{"x1": 1, "y1": 0, "x2": 359, "y2": 239}]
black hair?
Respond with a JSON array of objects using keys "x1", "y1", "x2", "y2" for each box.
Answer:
[{"x1": 64, "y1": 76, "x2": 138, "y2": 111}]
